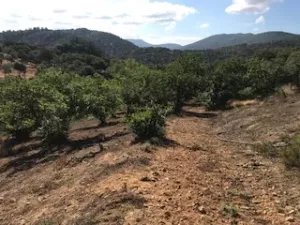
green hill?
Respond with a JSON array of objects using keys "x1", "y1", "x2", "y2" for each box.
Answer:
[
  {"x1": 183, "y1": 32, "x2": 300, "y2": 50},
  {"x1": 0, "y1": 28, "x2": 138, "y2": 58}
]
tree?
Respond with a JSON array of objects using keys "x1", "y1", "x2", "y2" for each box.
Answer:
[
  {"x1": 166, "y1": 54, "x2": 206, "y2": 113},
  {"x1": 285, "y1": 51, "x2": 300, "y2": 88},
  {"x1": 208, "y1": 58, "x2": 248, "y2": 108}
]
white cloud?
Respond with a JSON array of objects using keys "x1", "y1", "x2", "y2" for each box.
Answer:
[
  {"x1": 0, "y1": 0, "x2": 196, "y2": 39},
  {"x1": 253, "y1": 27, "x2": 260, "y2": 32},
  {"x1": 225, "y1": 0, "x2": 283, "y2": 15},
  {"x1": 255, "y1": 15, "x2": 265, "y2": 24},
  {"x1": 200, "y1": 23, "x2": 210, "y2": 29}
]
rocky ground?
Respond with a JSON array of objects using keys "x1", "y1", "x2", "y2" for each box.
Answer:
[{"x1": 0, "y1": 96, "x2": 300, "y2": 225}]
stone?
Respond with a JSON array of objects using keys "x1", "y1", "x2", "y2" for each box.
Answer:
[
  {"x1": 285, "y1": 216, "x2": 295, "y2": 222},
  {"x1": 197, "y1": 206, "x2": 207, "y2": 214}
]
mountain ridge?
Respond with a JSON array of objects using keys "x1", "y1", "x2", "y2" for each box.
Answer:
[
  {"x1": 127, "y1": 39, "x2": 182, "y2": 50},
  {"x1": 183, "y1": 31, "x2": 300, "y2": 50}
]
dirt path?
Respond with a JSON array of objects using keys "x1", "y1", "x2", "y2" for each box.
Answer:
[{"x1": 0, "y1": 107, "x2": 300, "y2": 225}]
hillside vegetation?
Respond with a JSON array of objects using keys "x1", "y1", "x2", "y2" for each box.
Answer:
[
  {"x1": 183, "y1": 32, "x2": 300, "y2": 50},
  {"x1": 1, "y1": 28, "x2": 300, "y2": 224},
  {"x1": 0, "y1": 28, "x2": 137, "y2": 58}
]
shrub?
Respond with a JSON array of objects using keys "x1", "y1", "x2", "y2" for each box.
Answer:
[
  {"x1": 3, "y1": 63, "x2": 12, "y2": 74},
  {"x1": 0, "y1": 74, "x2": 70, "y2": 142},
  {"x1": 0, "y1": 77, "x2": 39, "y2": 140},
  {"x1": 220, "y1": 202, "x2": 239, "y2": 218},
  {"x1": 281, "y1": 137, "x2": 300, "y2": 168},
  {"x1": 127, "y1": 106, "x2": 166, "y2": 140},
  {"x1": 14, "y1": 62, "x2": 26, "y2": 73}
]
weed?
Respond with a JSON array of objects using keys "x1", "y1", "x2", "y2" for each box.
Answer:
[
  {"x1": 254, "y1": 142, "x2": 279, "y2": 158},
  {"x1": 281, "y1": 137, "x2": 300, "y2": 168},
  {"x1": 220, "y1": 202, "x2": 239, "y2": 218}
]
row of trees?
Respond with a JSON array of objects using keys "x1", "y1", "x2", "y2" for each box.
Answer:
[
  {"x1": 1, "y1": 47, "x2": 300, "y2": 142},
  {"x1": 0, "y1": 69, "x2": 120, "y2": 142}
]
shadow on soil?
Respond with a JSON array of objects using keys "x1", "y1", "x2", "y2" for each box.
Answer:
[
  {"x1": 0, "y1": 131, "x2": 130, "y2": 176},
  {"x1": 181, "y1": 109, "x2": 217, "y2": 119},
  {"x1": 131, "y1": 136, "x2": 179, "y2": 148},
  {"x1": 71, "y1": 121, "x2": 120, "y2": 133}
]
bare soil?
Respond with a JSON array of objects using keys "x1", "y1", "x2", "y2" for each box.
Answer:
[{"x1": 1, "y1": 96, "x2": 300, "y2": 225}]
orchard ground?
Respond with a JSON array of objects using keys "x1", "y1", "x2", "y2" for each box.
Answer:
[{"x1": 1, "y1": 94, "x2": 300, "y2": 225}]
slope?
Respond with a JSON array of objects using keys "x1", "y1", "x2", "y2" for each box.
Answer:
[
  {"x1": 127, "y1": 39, "x2": 182, "y2": 50},
  {"x1": 183, "y1": 31, "x2": 300, "y2": 50},
  {"x1": 1, "y1": 95, "x2": 300, "y2": 224},
  {"x1": 0, "y1": 28, "x2": 138, "y2": 58}
]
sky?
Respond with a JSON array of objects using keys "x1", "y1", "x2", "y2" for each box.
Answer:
[{"x1": 0, "y1": 0, "x2": 299, "y2": 45}]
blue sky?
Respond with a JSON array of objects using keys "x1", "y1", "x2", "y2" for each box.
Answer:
[{"x1": 0, "y1": 0, "x2": 298, "y2": 45}]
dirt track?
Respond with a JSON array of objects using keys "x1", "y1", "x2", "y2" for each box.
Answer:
[{"x1": 0, "y1": 105, "x2": 300, "y2": 225}]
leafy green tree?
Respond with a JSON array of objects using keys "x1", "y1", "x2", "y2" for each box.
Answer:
[
  {"x1": 127, "y1": 106, "x2": 167, "y2": 140},
  {"x1": 285, "y1": 51, "x2": 300, "y2": 87},
  {"x1": 0, "y1": 76, "x2": 68, "y2": 141},
  {"x1": 208, "y1": 58, "x2": 248, "y2": 108},
  {"x1": 166, "y1": 54, "x2": 206, "y2": 113}
]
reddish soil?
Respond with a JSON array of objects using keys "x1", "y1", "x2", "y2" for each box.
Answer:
[{"x1": 1, "y1": 97, "x2": 300, "y2": 225}]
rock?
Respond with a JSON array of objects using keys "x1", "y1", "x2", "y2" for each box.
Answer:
[
  {"x1": 288, "y1": 210, "x2": 295, "y2": 215},
  {"x1": 197, "y1": 206, "x2": 206, "y2": 214},
  {"x1": 273, "y1": 142, "x2": 287, "y2": 148},
  {"x1": 285, "y1": 216, "x2": 295, "y2": 222}
]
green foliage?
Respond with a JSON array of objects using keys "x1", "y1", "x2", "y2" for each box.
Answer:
[
  {"x1": 0, "y1": 68, "x2": 122, "y2": 142},
  {"x1": 281, "y1": 137, "x2": 300, "y2": 168},
  {"x1": 166, "y1": 54, "x2": 206, "y2": 112},
  {"x1": 220, "y1": 202, "x2": 239, "y2": 218},
  {"x1": 2, "y1": 63, "x2": 12, "y2": 74},
  {"x1": 0, "y1": 76, "x2": 68, "y2": 141},
  {"x1": 127, "y1": 106, "x2": 166, "y2": 139},
  {"x1": 285, "y1": 51, "x2": 300, "y2": 87}
]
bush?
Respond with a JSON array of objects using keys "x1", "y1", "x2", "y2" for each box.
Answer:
[
  {"x1": 127, "y1": 106, "x2": 166, "y2": 139},
  {"x1": 0, "y1": 77, "x2": 39, "y2": 140},
  {"x1": 0, "y1": 74, "x2": 69, "y2": 142},
  {"x1": 14, "y1": 62, "x2": 26, "y2": 73},
  {"x1": 281, "y1": 138, "x2": 300, "y2": 168},
  {"x1": 3, "y1": 63, "x2": 12, "y2": 74}
]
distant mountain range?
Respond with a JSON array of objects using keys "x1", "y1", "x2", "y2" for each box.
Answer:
[
  {"x1": 127, "y1": 39, "x2": 182, "y2": 50},
  {"x1": 1, "y1": 29, "x2": 300, "y2": 57},
  {"x1": 182, "y1": 32, "x2": 300, "y2": 50},
  {"x1": 129, "y1": 32, "x2": 300, "y2": 50}
]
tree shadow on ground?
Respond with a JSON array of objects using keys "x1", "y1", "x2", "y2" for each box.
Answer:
[
  {"x1": 181, "y1": 109, "x2": 217, "y2": 119},
  {"x1": 131, "y1": 136, "x2": 179, "y2": 148},
  {"x1": 0, "y1": 131, "x2": 130, "y2": 176},
  {"x1": 71, "y1": 121, "x2": 120, "y2": 133}
]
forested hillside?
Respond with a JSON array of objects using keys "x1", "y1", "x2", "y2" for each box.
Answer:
[
  {"x1": 183, "y1": 32, "x2": 300, "y2": 50},
  {"x1": 0, "y1": 28, "x2": 138, "y2": 58}
]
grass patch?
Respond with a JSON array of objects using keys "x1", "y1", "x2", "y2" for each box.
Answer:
[
  {"x1": 220, "y1": 202, "x2": 239, "y2": 218},
  {"x1": 254, "y1": 142, "x2": 279, "y2": 158},
  {"x1": 255, "y1": 136, "x2": 300, "y2": 169},
  {"x1": 281, "y1": 137, "x2": 300, "y2": 168}
]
